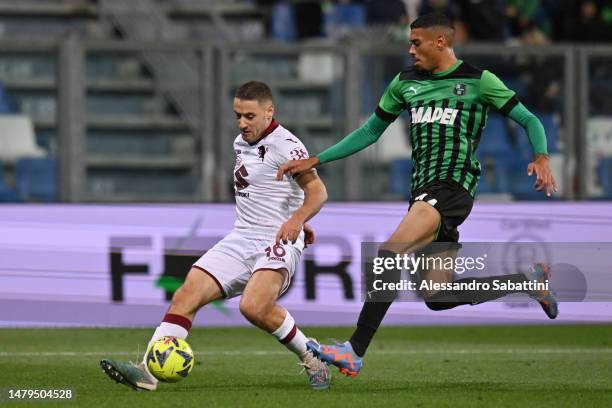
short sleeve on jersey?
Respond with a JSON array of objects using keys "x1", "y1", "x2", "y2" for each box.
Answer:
[
  {"x1": 480, "y1": 70, "x2": 519, "y2": 115},
  {"x1": 376, "y1": 73, "x2": 407, "y2": 122},
  {"x1": 271, "y1": 135, "x2": 310, "y2": 167}
]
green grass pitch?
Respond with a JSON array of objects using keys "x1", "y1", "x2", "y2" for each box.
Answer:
[{"x1": 0, "y1": 325, "x2": 610, "y2": 407}]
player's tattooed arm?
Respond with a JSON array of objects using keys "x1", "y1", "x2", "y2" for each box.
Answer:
[{"x1": 275, "y1": 171, "x2": 327, "y2": 245}]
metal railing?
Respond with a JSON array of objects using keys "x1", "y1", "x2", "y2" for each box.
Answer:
[{"x1": 100, "y1": 0, "x2": 207, "y2": 133}]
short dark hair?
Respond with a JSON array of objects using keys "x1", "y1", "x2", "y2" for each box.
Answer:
[
  {"x1": 235, "y1": 81, "x2": 273, "y2": 104},
  {"x1": 410, "y1": 12, "x2": 453, "y2": 30}
]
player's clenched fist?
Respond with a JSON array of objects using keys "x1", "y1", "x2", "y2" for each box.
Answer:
[{"x1": 276, "y1": 157, "x2": 320, "y2": 181}]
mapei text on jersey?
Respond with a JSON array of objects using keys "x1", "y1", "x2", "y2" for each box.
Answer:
[{"x1": 410, "y1": 106, "x2": 460, "y2": 125}]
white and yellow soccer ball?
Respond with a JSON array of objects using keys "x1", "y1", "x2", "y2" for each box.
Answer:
[{"x1": 146, "y1": 336, "x2": 195, "y2": 382}]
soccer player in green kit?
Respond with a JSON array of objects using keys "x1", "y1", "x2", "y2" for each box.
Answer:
[{"x1": 276, "y1": 12, "x2": 559, "y2": 378}]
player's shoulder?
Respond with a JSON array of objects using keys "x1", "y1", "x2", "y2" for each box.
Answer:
[
  {"x1": 267, "y1": 124, "x2": 309, "y2": 161},
  {"x1": 268, "y1": 124, "x2": 305, "y2": 148},
  {"x1": 234, "y1": 133, "x2": 245, "y2": 147},
  {"x1": 398, "y1": 66, "x2": 431, "y2": 81},
  {"x1": 438, "y1": 61, "x2": 483, "y2": 80}
]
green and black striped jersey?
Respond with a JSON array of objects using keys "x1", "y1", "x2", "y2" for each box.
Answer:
[{"x1": 376, "y1": 59, "x2": 518, "y2": 197}]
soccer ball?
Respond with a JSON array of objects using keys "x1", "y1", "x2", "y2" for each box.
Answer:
[{"x1": 146, "y1": 336, "x2": 195, "y2": 382}]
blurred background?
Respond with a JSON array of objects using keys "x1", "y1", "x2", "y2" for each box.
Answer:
[{"x1": 0, "y1": 0, "x2": 610, "y2": 204}]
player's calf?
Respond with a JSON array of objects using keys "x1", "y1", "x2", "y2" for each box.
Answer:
[
  {"x1": 347, "y1": 248, "x2": 400, "y2": 360},
  {"x1": 366, "y1": 249, "x2": 402, "y2": 302}
]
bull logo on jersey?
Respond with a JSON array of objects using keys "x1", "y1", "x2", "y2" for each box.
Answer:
[
  {"x1": 258, "y1": 145, "x2": 268, "y2": 161},
  {"x1": 454, "y1": 83, "x2": 467, "y2": 96},
  {"x1": 234, "y1": 154, "x2": 243, "y2": 170},
  {"x1": 290, "y1": 148, "x2": 308, "y2": 160}
]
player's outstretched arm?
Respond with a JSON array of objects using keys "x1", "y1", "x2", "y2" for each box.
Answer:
[
  {"x1": 276, "y1": 171, "x2": 327, "y2": 245},
  {"x1": 276, "y1": 113, "x2": 391, "y2": 181}
]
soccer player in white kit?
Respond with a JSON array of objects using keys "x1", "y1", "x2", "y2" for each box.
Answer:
[{"x1": 101, "y1": 81, "x2": 330, "y2": 391}]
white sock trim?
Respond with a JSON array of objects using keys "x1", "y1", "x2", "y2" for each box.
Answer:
[
  {"x1": 271, "y1": 311, "x2": 307, "y2": 356},
  {"x1": 272, "y1": 311, "x2": 295, "y2": 342},
  {"x1": 143, "y1": 322, "x2": 189, "y2": 364}
]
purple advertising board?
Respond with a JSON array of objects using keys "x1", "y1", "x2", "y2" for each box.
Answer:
[{"x1": 0, "y1": 202, "x2": 611, "y2": 327}]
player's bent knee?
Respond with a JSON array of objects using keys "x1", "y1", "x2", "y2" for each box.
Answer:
[{"x1": 239, "y1": 298, "x2": 271, "y2": 326}]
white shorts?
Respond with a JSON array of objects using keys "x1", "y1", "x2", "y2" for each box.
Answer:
[{"x1": 193, "y1": 230, "x2": 303, "y2": 299}]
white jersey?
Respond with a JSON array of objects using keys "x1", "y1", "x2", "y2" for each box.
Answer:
[{"x1": 232, "y1": 120, "x2": 309, "y2": 238}]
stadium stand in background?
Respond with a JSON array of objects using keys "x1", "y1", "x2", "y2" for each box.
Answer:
[{"x1": 0, "y1": 0, "x2": 610, "y2": 202}]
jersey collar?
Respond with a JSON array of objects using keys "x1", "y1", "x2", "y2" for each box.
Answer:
[
  {"x1": 248, "y1": 119, "x2": 279, "y2": 146},
  {"x1": 432, "y1": 59, "x2": 463, "y2": 77}
]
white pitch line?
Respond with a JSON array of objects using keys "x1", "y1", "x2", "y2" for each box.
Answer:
[{"x1": 0, "y1": 348, "x2": 611, "y2": 357}]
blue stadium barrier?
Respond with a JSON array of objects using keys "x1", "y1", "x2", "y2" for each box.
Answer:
[
  {"x1": 325, "y1": 3, "x2": 366, "y2": 32},
  {"x1": 388, "y1": 158, "x2": 412, "y2": 200},
  {"x1": 476, "y1": 115, "x2": 514, "y2": 194},
  {"x1": 597, "y1": 156, "x2": 612, "y2": 198},
  {"x1": 333, "y1": 4, "x2": 366, "y2": 27},
  {"x1": 513, "y1": 112, "x2": 559, "y2": 155},
  {"x1": 271, "y1": 2, "x2": 296, "y2": 41},
  {"x1": 475, "y1": 112, "x2": 558, "y2": 200},
  {"x1": 539, "y1": 113, "x2": 560, "y2": 153},
  {"x1": 476, "y1": 155, "x2": 512, "y2": 194},
  {"x1": 477, "y1": 114, "x2": 511, "y2": 155},
  {"x1": 35, "y1": 131, "x2": 53, "y2": 153},
  {"x1": 0, "y1": 165, "x2": 20, "y2": 202},
  {"x1": 15, "y1": 158, "x2": 57, "y2": 202},
  {"x1": 476, "y1": 172, "x2": 497, "y2": 194},
  {"x1": 0, "y1": 81, "x2": 15, "y2": 113},
  {"x1": 478, "y1": 154, "x2": 556, "y2": 200},
  {"x1": 506, "y1": 158, "x2": 543, "y2": 200}
]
